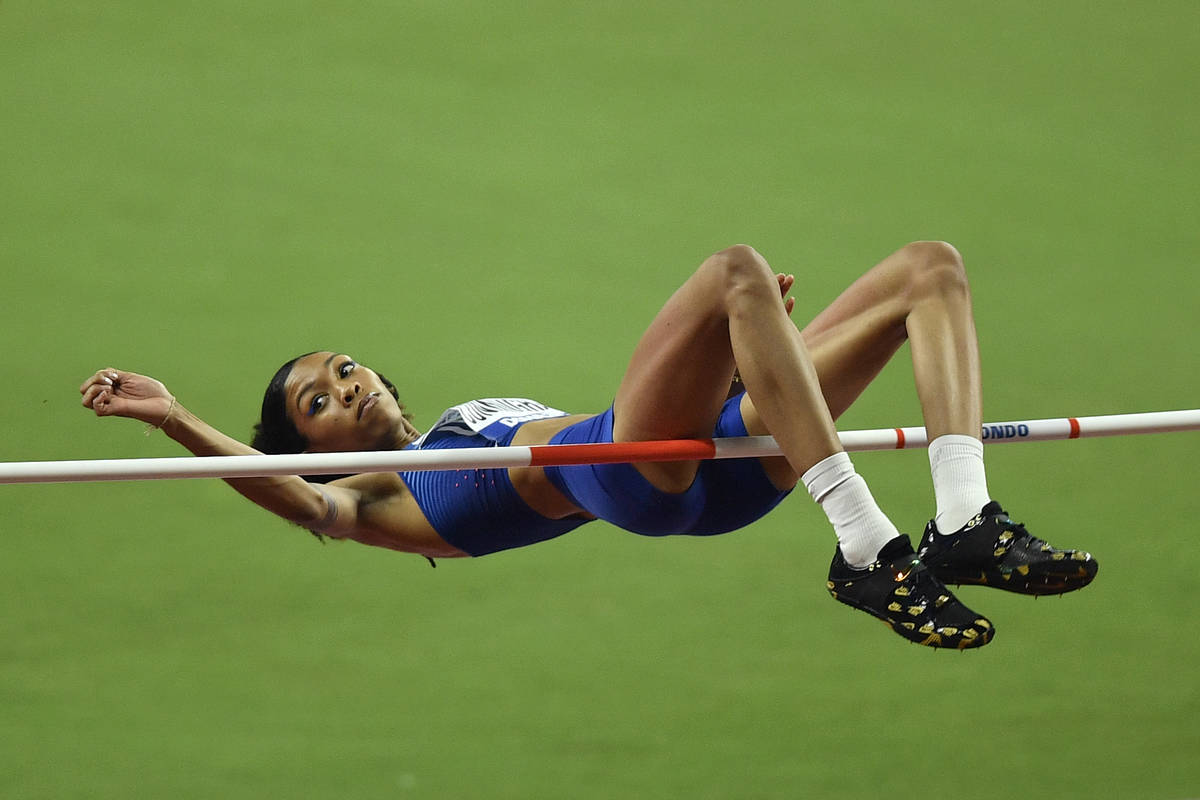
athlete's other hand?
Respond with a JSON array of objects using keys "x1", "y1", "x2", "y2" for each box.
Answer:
[
  {"x1": 777, "y1": 273, "x2": 796, "y2": 315},
  {"x1": 80, "y1": 369, "x2": 174, "y2": 426}
]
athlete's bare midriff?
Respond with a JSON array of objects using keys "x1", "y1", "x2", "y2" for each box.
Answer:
[{"x1": 507, "y1": 413, "x2": 598, "y2": 520}]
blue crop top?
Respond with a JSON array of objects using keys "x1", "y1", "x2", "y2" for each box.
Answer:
[{"x1": 398, "y1": 399, "x2": 590, "y2": 556}]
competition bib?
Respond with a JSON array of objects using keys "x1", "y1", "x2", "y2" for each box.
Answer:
[{"x1": 419, "y1": 398, "x2": 569, "y2": 446}]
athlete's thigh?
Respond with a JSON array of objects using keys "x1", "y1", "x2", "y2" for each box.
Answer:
[
  {"x1": 737, "y1": 245, "x2": 917, "y2": 486},
  {"x1": 734, "y1": 247, "x2": 913, "y2": 433},
  {"x1": 799, "y1": 246, "x2": 918, "y2": 420},
  {"x1": 612, "y1": 259, "x2": 737, "y2": 444}
]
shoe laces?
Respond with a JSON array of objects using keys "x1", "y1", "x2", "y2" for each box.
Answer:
[{"x1": 998, "y1": 515, "x2": 1050, "y2": 552}]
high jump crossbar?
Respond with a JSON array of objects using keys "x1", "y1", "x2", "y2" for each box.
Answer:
[{"x1": 1, "y1": 409, "x2": 1196, "y2": 485}]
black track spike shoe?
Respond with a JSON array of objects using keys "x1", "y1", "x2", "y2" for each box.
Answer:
[
  {"x1": 827, "y1": 534, "x2": 995, "y2": 649},
  {"x1": 918, "y1": 501, "x2": 1098, "y2": 596}
]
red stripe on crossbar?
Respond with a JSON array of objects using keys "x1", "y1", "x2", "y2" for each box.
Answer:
[
  {"x1": 528, "y1": 439, "x2": 717, "y2": 467},
  {"x1": 1068, "y1": 417, "x2": 1081, "y2": 439},
  {"x1": 894, "y1": 428, "x2": 906, "y2": 449}
]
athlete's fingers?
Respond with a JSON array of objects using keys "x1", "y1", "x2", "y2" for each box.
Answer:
[
  {"x1": 88, "y1": 387, "x2": 112, "y2": 414},
  {"x1": 79, "y1": 368, "x2": 122, "y2": 394},
  {"x1": 92, "y1": 389, "x2": 130, "y2": 418},
  {"x1": 776, "y1": 273, "x2": 795, "y2": 297},
  {"x1": 80, "y1": 371, "x2": 112, "y2": 394},
  {"x1": 774, "y1": 274, "x2": 795, "y2": 316},
  {"x1": 81, "y1": 384, "x2": 105, "y2": 408},
  {"x1": 85, "y1": 383, "x2": 108, "y2": 404}
]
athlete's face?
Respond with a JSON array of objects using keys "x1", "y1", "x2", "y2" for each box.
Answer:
[{"x1": 283, "y1": 352, "x2": 418, "y2": 452}]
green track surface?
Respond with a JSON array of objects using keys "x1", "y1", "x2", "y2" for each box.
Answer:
[{"x1": 2, "y1": 2, "x2": 1197, "y2": 797}]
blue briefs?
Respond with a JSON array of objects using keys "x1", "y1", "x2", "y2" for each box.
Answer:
[{"x1": 543, "y1": 393, "x2": 793, "y2": 537}]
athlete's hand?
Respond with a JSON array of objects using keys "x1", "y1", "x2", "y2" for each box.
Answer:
[
  {"x1": 776, "y1": 273, "x2": 796, "y2": 315},
  {"x1": 80, "y1": 369, "x2": 175, "y2": 426}
]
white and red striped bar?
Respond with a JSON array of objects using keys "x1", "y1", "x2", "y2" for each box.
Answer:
[
  {"x1": 1, "y1": 409, "x2": 1196, "y2": 485},
  {"x1": 838, "y1": 409, "x2": 1200, "y2": 451}
]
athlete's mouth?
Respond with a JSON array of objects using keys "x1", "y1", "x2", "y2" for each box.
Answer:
[{"x1": 357, "y1": 392, "x2": 379, "y2": 421}]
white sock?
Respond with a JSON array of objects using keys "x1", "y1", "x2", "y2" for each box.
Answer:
[
  {"x1": 802, "y1": 452, "x2": 899, "y2": 568},
  {"x1": 928, "y1": 434, "x2": 991, "y2": 534}
]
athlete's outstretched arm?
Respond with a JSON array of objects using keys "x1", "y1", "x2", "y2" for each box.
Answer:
[{"x1": 79, "y1": 368, "x2": 358, "y2": 535}]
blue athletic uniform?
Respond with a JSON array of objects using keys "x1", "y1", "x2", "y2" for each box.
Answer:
[
  {"x1": 398, "y1": 395, "x2": 792, "y2": 556},
  {"x1": 544, "y1": 394, "x2": 793, "y2": 537}
]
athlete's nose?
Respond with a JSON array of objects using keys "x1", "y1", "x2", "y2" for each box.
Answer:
[{"x1": 341, "y1": 382, "x2": 361, "y2": 406}]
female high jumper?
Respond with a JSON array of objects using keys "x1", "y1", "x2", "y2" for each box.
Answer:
[{"x1": 81, "y1": 242, "x2": 1097, "y2": 649}]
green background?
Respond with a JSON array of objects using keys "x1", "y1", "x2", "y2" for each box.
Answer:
[{"x1": 2, "y1": 2, "x2": 1197, "y2": 797}]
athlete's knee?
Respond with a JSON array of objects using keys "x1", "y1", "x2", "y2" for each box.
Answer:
[
  {"x1": 898, "y1": 240, "x2": 969, "y2": 299},
  {"x1": 704, "y1": 244, "x2": 778, "y2": 306},
  {"x1": 714, "y1": 243, "x2": 769, "y2": 267}
]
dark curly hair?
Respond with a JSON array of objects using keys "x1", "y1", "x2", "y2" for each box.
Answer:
[{"x1": 251, "y1": 352, "x2": 406, "y2": 484}]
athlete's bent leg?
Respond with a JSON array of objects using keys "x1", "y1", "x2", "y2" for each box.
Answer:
[
  {"x1": 613, "y1": 244, "x2": 840, "y2": 492},
  {"x1": 616, "y1": 245, "x2": 900, "y2": 567},
  {"x1": 735, "y1": 242, "x2": 977, "y2": 487},
  {"x1": 619, "y1": 243, "x2": 998, "y2": 647},
  {"x1": 734, "y1": 240, "x2": 981, "y2": 433}
]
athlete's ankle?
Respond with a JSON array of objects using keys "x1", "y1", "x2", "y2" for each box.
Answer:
[
  {"x1": 803, "y1": 452, "x2": 898, "y2": 568},
  {"x1": 928, "y1": 434, "x2": 990, "y2": 534}
]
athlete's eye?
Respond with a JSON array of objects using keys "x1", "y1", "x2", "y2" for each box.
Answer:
[
  {"x1": 339, "y1": 361, "x2": 356, "y2": 378},
  {"x1": 308, "y1": 394, "x2": 328, "y2": 416}
]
